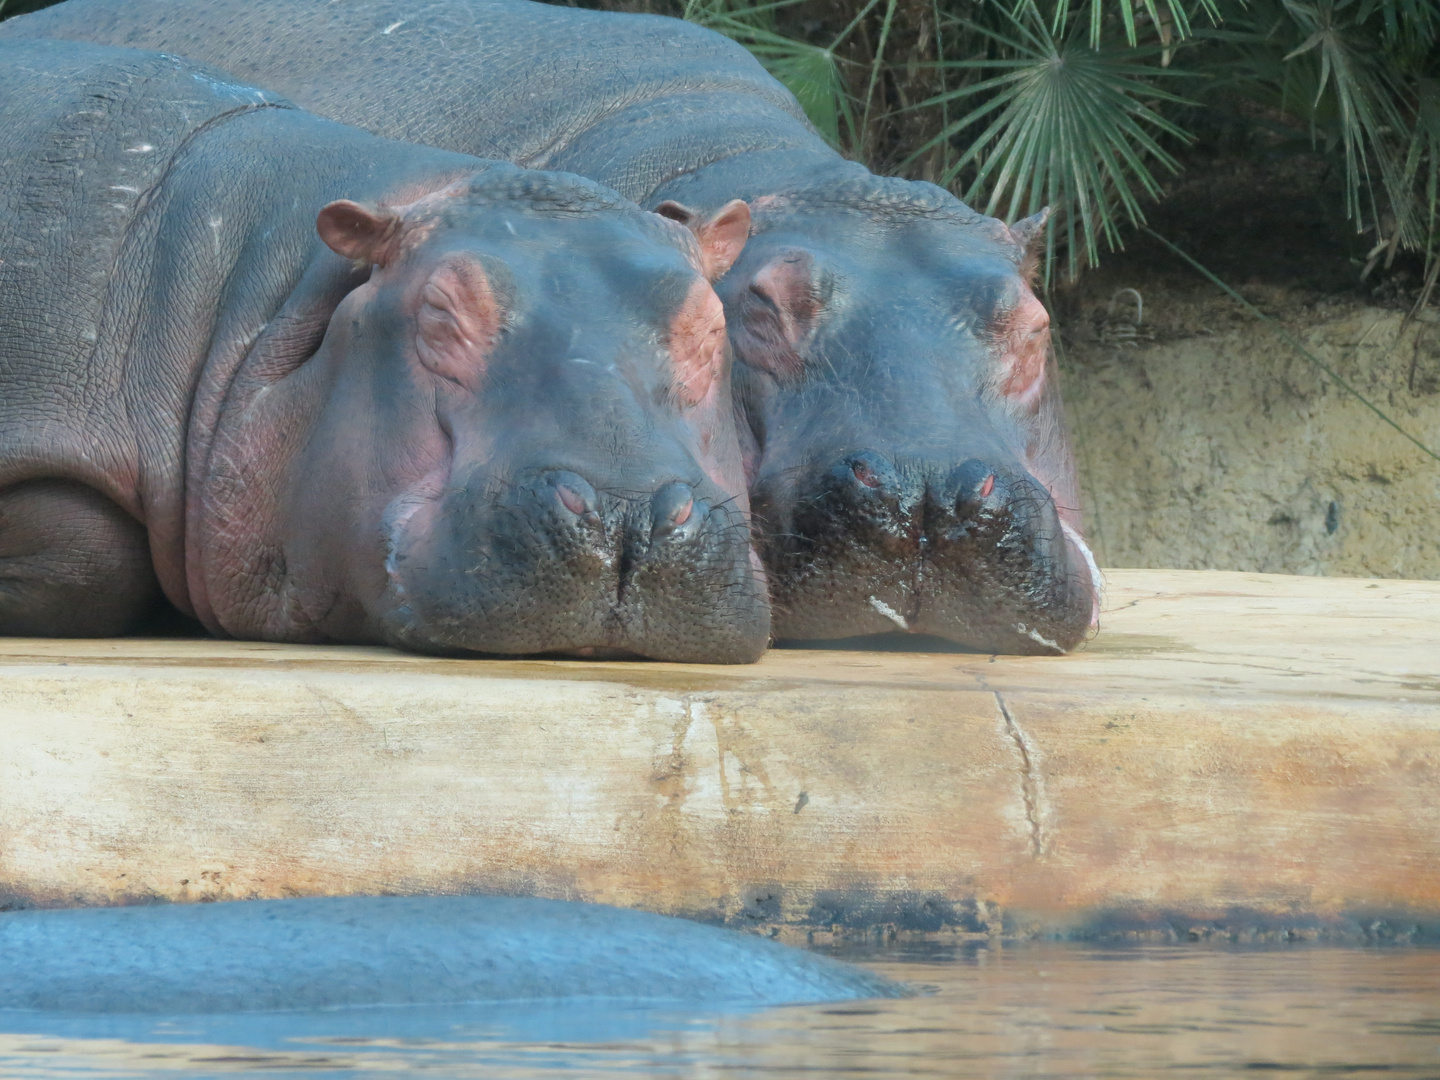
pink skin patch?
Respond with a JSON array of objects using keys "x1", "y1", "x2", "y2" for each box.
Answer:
[
  {"x1": 668, "y1": 278, "x2": 726, "y2": 408},
  {"x1": 383, "y1": 468, "x2": 449, "y2": 602},
  {"x1": 1016, "y1": 351, "x2": 1102, "y2": 629},
  {"x1": 995, "y1": 294, "x2": 1101, "y2": 628},
  {"x1": 666, "y1": 276, "x2": 753, "y2": 506},
  {"x1": 996, "y1": 292, "x2": 1052, "y2": 411},
  {"x1": 414, "y1": 257, "x2": 501, "y2": 393}
]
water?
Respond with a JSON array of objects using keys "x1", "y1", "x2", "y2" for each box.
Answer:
[{"x1": 1, "y1": 942, "x2": 1436, "y2": 1078}]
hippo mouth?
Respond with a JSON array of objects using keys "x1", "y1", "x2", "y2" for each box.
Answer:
[
  {"x1": 756, "y1": 456, "x2": 1099, "y2": 653},
  {"x1": 862, "y1": 534, "x2": 1100, "y2": 635},
  {"x1": 376, "y1": 469, "x2": 769, "y2": 663}
]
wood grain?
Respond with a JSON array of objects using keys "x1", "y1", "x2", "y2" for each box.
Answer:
[{"x1": 2, "y1": 570, "x2": 1436, "y2": 938}]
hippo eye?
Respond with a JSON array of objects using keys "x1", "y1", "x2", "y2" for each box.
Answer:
[
  {"x1": 414, "y1": 258, "x2": 503, "y2": 393},
  {"x1": 995, "y1": 292, "x2": 1051, "y2": 409},
  {"x1": 732, "y1": 249, "x2": 824, "y2": 381}
]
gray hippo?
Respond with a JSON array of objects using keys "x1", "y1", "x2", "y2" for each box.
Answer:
[
  {"x1": 1, "y1": 0, "x2": 1101, "y2": 654},
  {"x1": 0, "y1": 38, "x2": 769, "y2": 662},
  {"x1": 0, "y1": 896, "x2": 900, "y2": 1014}
]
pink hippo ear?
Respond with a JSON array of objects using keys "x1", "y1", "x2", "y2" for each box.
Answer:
[
  {"x1": 730, "y1": 249, "x2": 823, "y2": 381},
  {"x1": 316, "y1": 199, "x2": 404, "y2": 267},
  {"x1": 414, "y1": 257, "x2": 503, "y2": 393},
  {"x1": 654, "y1": 199, "x2": 752, "y2": 281},
  {"x1": 995, "y1": 290, "x2": 1052, "y2": 411}
]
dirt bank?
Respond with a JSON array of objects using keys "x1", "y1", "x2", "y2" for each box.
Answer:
[{"x1": 1053, "y1": 157, "x2": 1440, "y2": 580}]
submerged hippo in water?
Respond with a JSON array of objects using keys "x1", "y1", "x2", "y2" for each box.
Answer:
[
  {"x1": 0, "y1": 896, "x2": 900, "y2": 1013},
  {"x1": 0, "y1": 38, "x2": 768, "y2": 662},
  {"x1": 3, "y1": 0, "x2": 1101, "y2": 653}
]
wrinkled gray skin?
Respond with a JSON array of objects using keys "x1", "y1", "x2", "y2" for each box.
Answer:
[
  {"x1": 3, "y1": 0, "x2": 1101, "y2": 653},
  {"x1": 0, "y1": 896, "x2": 900, "y2": 1012},
  {"x1": 0, "y1": 39, "x2": 769, "y2": 662}
]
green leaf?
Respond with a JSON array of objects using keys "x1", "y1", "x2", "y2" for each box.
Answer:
[
  {"x1": 909, "y1": 7, "x2": 1192, "y2": 280},
  {"x1": 682, "y1": 0, "x2": 856, "y2": 147}
]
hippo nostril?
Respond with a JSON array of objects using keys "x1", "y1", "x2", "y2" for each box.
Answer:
[
  {"x1": 544, "y1": 471, "x2": 603, "y2": 532},
  {"x1": 840, "y1": 450, "x2": 896, "y2": 495},
  {"x1": 852, "y1": 461, "x2": 880, "y2": 488},
  {"x1": 651, "y1": 482, "x2": 705, "y2": 543},
  {"x1": 556, "y1": 484, "x2": 588, "y2": 517},
  {"x1": 950, "y1": 460, "x2": 1004, "y2": 517}
]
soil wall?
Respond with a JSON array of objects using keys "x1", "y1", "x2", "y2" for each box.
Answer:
[{"x1": 1059, "y1": 284, "x2": 1440, "y2": 579}]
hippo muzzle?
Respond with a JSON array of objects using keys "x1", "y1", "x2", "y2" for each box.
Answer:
[
  {"x1": 725, "y1": 199, "x2": 1098, "y2": 653},
  {"x1": 752, "y1": 430, "x2": 1095, "y2": 654},
  {"x1": 382, "y1": 463, "x2": 759, "y2": 661}
]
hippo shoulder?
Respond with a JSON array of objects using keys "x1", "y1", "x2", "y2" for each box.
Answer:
[
  {"x1": 0, "y1": 38, "x2": 293, "y2": 489},
  {"x1": 0, "y1": 38, "x2": 293, "y2": 271}
]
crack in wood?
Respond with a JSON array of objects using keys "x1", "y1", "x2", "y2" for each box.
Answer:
[{"x1": 995, "y1": 691, "x2": 1043, "y2": 859}]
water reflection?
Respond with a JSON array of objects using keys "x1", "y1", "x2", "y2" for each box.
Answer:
[{"x1": 1, "y1": 942, "x2": 1436, "y2": 1078}]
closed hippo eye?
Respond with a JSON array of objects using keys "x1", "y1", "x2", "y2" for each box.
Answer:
[
  {"x1": 733, "y1": 249, "x2": 823, "y2": 381},
  {"x1": 995, "y1": 291, "x2": 1051, "y2": 410},
  {"x1": 668, "y1": 278, "x2": 726, "y2": 408},
  {"x1": 414, "y1": 258, "x2": 502, "y2": 392}
]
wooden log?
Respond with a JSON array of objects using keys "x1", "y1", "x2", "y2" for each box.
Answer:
[{"x1": 1, "y1": 569, "x2": 1436, "y2": 939}]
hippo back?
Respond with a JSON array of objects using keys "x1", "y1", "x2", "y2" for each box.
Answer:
[
  {"x1": 1, "y1": 0, "x2": 830, "y2": 203},
  {"x1": 0, "y1": 39, "x2": 293, "y2": 496}
]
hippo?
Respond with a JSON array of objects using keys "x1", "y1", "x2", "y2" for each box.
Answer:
[
  {"x1": 0, "y1": 38, "x2": 769, "y2": 662},
  {"x1": 0, "y1": 896, "x2": 901, "y2": 1014},
  {"x1": 1, "y1": 0, "x2": 1101, "y2": 654}
]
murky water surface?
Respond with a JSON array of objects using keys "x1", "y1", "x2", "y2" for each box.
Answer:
[{"x1": 2, "y1": 942, "x2": 1436, "y2": 1078}]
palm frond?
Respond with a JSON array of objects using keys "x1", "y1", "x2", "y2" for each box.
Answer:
[
  {"x1": 1015, "y1": 0, "x2": 1222, "y2": 50},
  {"x1": 911, "y1": 8, "x2": 1194, "y2": 279},
  {"x1": 1192, "y1": 0, "x2": 1440, "y2": 251},
  {"x1": 683, "y1": 0, "x2": 855, "y2": 147}
]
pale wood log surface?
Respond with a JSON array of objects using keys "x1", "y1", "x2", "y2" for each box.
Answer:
[{"x1": 1, "y1": 569, "x2": 1436, "y2": 938}]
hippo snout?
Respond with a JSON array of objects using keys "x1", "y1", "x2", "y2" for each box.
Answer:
[
  {"x1": 758, "y1": 449, "x2": 1095, "y2": 651},
  {"x1": 382, "y1": 467, "x2": 768, "y2": 663}
]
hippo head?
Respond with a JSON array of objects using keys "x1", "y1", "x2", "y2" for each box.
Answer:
[
  {"x1": 697, "y1": 174, "x2": 1098, "y2": 653},
  {"x1": 190, "y1": 167, "x2": 769, "y2": 662}
]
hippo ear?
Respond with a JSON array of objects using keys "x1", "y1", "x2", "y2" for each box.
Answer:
[
  {"x1": 731, "y1": 248, "x2": 822, "y2": 381},
  {"x1": 654, "y1": 199, "x2": 752, "y2": 281},
  {"x1": 693, "y1": 199, "x2": 751, "y2": 281},
  {"x1": 316, "y1": 199, "x2": 402, "y2": 267},
  {"x1": 1007, "y1": 208, "x2": 1049, "y2": 267},
  {"x1": 415, "y1": 257, "x2": 502, "y2": 393}
]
